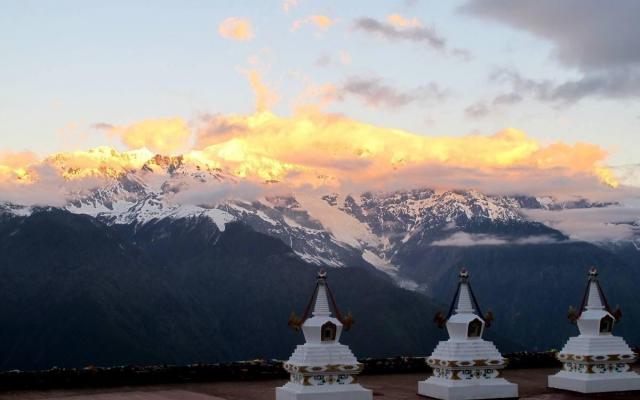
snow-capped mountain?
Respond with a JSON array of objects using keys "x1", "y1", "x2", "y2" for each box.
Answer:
[
  {"x1": 1, "y1": 152, "x2": 635, "y2": 286},
  {"x1": 68, "y1": 184, "x2": 547, "y2": 280},
  {"x1": 327, "y1": 189, "x2": 522, "y2": 241}
]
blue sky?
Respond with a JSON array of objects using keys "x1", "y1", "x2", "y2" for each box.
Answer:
[{"x1": 1, "y1": 0, "x2": 638, "y2": 165}]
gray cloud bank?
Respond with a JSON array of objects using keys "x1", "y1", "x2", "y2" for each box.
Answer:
[
  {"x1": 492, "y1": 68, "x2": 640, "y2": 104},
  {"x1": 460, "y1": 0, "x2": 640, "y2": 71},
  {"x1": 353, "y1": 17, "x2": 445, "y2": 49},
  {"x1": 341, "y1": 76, "x2": 447, "y2": 108},
  {"x1": 352, "y1": 17, "x2": 471, "y2": 59},
  {"x1": 461, "y1": 0, "x2": 640, "y2": 103}
]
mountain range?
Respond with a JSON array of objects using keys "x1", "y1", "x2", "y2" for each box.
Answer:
[{"x1": 1, "y1": 149, "x2": 639, "y2": 370}]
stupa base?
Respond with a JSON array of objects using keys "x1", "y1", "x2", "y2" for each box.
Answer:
[
  {"x1": 418, "y1": 377, "x2": 518, "y2": 400},
  {"x1": 548, "y1": 371, "x2": 640, "y2": 393},
  {"x1": 276, "y1": 382, "x2": 372, "y2": 400}
]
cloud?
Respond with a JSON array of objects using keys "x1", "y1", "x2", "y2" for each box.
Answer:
[
  {"x1": 353, "y1": 17, "x2": 445, "y2": 50},
  {"x1": 315, "y1": 54, "x2": 332, "y2": 67},
  {"x1": 431, "y1": 231, "x2": 561, "y2": 246},
  {"x1": 109, "y1": 118, "x2": 192, "y2": 155},
  {"x1": 315, "y1": 51, "x2": 351, "y2": 67},
  {"x1": 386, "y1": 13, "x2": 422, "y2": 28},
  {"x1": 451, "y1": 48, "x2": 473, "y2": 61},
  {"x1": 340, "y1": 76, "x2": 447, "y2": 108},
  {"x1": 0, "y1": 164, "x2": 68, "y2": 206},
  {"x1": 460, "y1": 0, "x2": 640, "y2": 71},
  {"x1": 295, "y1": 76, "x2": 447, "y2": 109},
  {"x1": 0, "y1": 98, "x2": 624, "y2": 205},
  {"x1": 492, "y1": 68, "x2": 640, "y2": 104},
  {"x1": 0, "y1": 147, "x2": 156, "y2": 206},
  {"x1": 195, "y1": 114, "x2": 250, "y2": 149},
  {"x1": 244, "y1": 69, "x2": 279, "y2": 112},
  {"x1": 189, "y1": 110, "x2": 619, "y2": 194},
  {"x1": 0, "y1": 110, "x2": 623, "y2": 205},
  {"x1": 169, "y1": 179, "x2": 265, "y2": 206},
  {"x1": 550, "y1": 71, "x2": 640, "y2": 101},
  {"x1": 45, "y1": 147, "x2": 153, "y2": 179},
  {"x1": 0, "y1": 151, "x2": 40, "y2": 183},
  {"x1": 492, "y1": 92, "x2": 522, "y2": 106},
  {"x1": 432, "y1": 232, "x2": 507, "y2": 246},
  {"x1": 464, "y1": 92, "x2": 522, "y2": 119},
  {"x1": 0, "y1": 151, "x2": 39, "y2": 169},
  {"x1": 464, "y1": 102, "x2": 490, "y2": 119},
  {"x1": 523, "y1": 206, "x2": 640, "y2": 243},
  {"x1": 461, "y1": 1, "x2": 640, "y2": 102},
  {"x1": 611, "y1": 164, "x2": 640, "y2": 188},
  {"x1": 91, "y1": 122, "x2": 115, "y2": 131},
  {"x1": 218, "y1": 17, "x2": 254, "y2": 41},
  {"x1": 292, "y1": 15, "x2": 335, "y2": 32},
  {"x1": 353, "y1": 16, "x2": 472, "y2": 59}
]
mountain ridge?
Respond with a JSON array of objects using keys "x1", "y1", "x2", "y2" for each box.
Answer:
[{"x1": 0, "y1": 208, "x2": 448, "y2": 370}]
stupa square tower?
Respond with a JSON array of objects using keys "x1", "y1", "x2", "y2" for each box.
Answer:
[
  {"x1": 548, "y1": 267, "x2": 640, "y2": 393},
  {"x1": 418, "y1": 269, "x2": 518, "y2": 400},
  {"x1": 276, "y1": 270, "x2": 372, "y2": 400}
]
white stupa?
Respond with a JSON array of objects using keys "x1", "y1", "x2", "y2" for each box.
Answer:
[
  {"x1": 418, "y1": 268, "x2": 518, "y2": 400},
  {"x1": 276, "y1": 270, "x2": 372, "y2": 400},
  {"x1": 548, "y1": 267, "x2": 640, "y2": 393}
]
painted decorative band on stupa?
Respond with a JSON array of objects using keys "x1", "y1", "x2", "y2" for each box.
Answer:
[
  {"x1": 289, "y1": 373, "x2": 358, "y2": 386},
  {"x1": 561, "y1": 361, "x2": 631, "y2": 374},
  {"x1": 431, "y1": 367, "x2": 503, "y2": 380},
  {"x1": 557, "y1": 353, "x2": 637, "y2": 363},
  {"x1": 283, "y1": 362, "x2": 364, "y2": 374},
  {"x1": 427, "y1": 357, "x2": 508, "y2": 368},
  {"x1": 284, "y1": 362, "x2": 364, "y2": 385}
]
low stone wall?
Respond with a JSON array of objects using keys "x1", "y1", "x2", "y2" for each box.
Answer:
[
  {"x1": 360, "y1": 356, "x2": 431, "y2": 375},
  {"x1": 0, "y1": 360, "x2": 287, "y2": 391},
  {"x1": 0, "y1": 350, "x2": 632, "y2": 391}
]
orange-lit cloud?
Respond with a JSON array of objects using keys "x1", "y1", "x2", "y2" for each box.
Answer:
[
  {"x1": 244, "y1": 69, "x2": 279, "y2": 112},
  {"x1": 108, "y1": 118, "x2": 192, "y2": 155},
  {"x1": 0, "y1": 112, "x2": 622, "y2": 205},
  {"x1": 292, "y1": 15, "x2": 335, "y2": 32},
  {"x1": 387, "y1": 13, "x2": 422, "y2": 28},
  {"x1": 44, "y1": 147, "x2": 154, "y2": 180},
  {"x1": 0, "y1": 151, "x2": 39, "y2": 183},
  {"x1": 193, "y1": 110, "x2": 619, "y2": 192},
  {"x1": 0, "y1": 151, "x2": 39, "y2": 169},
  {"x1": 218, "y1": 17, "x2": 254, "y2": 41},
  {"x1": 0, "y1": 147, "x2": 161, "y2": 206}
]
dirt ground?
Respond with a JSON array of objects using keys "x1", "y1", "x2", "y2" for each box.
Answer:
[{"x1": 2, "y1": 369, "x2": 640, "y2": 399}]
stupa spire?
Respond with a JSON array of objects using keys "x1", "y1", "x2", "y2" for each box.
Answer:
[
  {"x1": 312, "y1": 271, "x2": 332, "y2": 317},
  {"x1": 455, "y1": 269, "x2": 475, "y2": 314},
  {"x1": 585, "y1": 267, "x2": 605, "y2": 310}
]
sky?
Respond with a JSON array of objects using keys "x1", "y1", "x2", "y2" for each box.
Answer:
[{"x1": 0, "y1": 0, "x2": 639, "y2": 202}]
